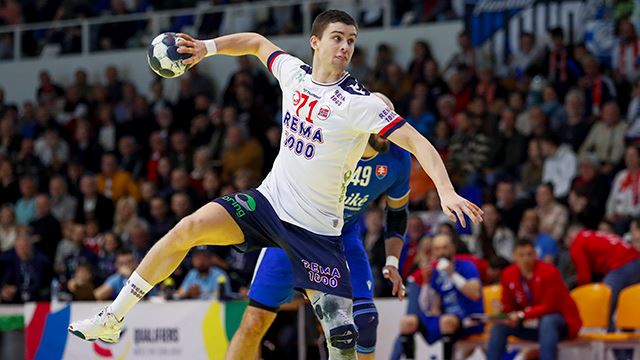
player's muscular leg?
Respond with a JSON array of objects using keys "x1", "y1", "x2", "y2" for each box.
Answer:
[
  {"x1": 439, "y1": 314, "x2": 460, "y2": 334},
  {"x1": 306, "y1": 289, "x2": 358, "y2": 360},
  {"x1": 226, "y1": 306, "x2": 277, "y2": 360},
  {"x1": 137, "y1": 202, "x2": 244, "y2": 284},
  {"x1": 399, "y1": 315, "x2": 419, "y2": 334}
]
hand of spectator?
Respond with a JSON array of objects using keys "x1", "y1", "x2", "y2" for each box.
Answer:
[
  {"x1": 1, "y1": 285, "x2": 17, "y2": 301},
  {"x1": 439, "y1": 189, "x2": 483, "y2": 228},
  {"x1": 176, "y1": 33, "x2": 206, "y2": 67},
  {"x1": 495, "y1": 311, "x2": 521, "y2": 327},
  {"x1": 382, "y1": 265, "x2": 405, "y2": 300},
  {"x1": 187, "y1": 284, "x2": 201, "y2": 298}
]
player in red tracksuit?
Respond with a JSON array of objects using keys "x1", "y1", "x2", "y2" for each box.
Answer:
[
  {"x1": 566, "y1": 228, "x2": 640, "y2": 330},
  {"x1": 487, "y1": 239, "x2": 582, "y2": 360}
]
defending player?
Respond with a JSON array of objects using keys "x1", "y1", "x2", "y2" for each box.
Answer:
[
  {"x1": 228, "y1": 93, "x2": 410, "y2": 360},
  {"x1": 68, "y1": 10, "x2": 483, "y2": 360}
]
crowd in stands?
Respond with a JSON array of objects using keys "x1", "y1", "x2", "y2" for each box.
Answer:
[
  {"x1": 0, "y1": 0, "x2": 463, "y2": 59},
  {"x1": 3, "y1": 6, "x2": 640, "y2": 357}
]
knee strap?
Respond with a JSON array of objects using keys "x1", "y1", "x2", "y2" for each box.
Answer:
[
  {"x1": 311, "y1": 292, "x2": 359, "y2": 351},
  {"x1": 353, "y1": 299, "x2": 378, "y2": 353}
]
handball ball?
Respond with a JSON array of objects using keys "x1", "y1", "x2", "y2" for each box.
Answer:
[{"x1": 147, "y1": 32, "x2": 191, "y2": 79}]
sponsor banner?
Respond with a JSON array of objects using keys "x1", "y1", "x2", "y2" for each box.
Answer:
[
  {"x1": 465, "y1": 0, "x2": 586, "y2": 62},
  {"x1": 24, "y1": 300, "x2": 247, "y2": 360}
]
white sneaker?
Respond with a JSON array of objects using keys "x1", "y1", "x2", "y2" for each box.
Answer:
[{"x1": 68, "y1": 308, "x2": 123, "y2": 343}]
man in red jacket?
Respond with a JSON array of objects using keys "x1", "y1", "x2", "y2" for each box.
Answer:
[
  {"x1": 566, "y1": 227, "x2": 640, "y2": 330},
  {"x1": 487, "y1": 239, "x2": 582, "y2": 360}
]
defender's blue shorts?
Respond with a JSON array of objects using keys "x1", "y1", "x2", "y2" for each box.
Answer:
[
  {"x1": 417, "y1": 313, "x2": 484, "y2": 344},
  {"x1": 214, "y1": 189, "x2": 352, "y2": 299},
  {"x1": 248, "y1": 219, "x2": 374, "y2": 309}
]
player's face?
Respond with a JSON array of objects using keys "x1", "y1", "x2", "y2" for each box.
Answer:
[{"x1": 312, "y1": 22, "x2": 357, "y2": 70}]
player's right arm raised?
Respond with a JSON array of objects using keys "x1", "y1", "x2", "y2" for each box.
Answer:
[{"x1": 176, "y1": 32, "x2": 280, "y2": 68}]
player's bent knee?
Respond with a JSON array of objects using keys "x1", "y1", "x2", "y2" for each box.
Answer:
[
  {"x1": 400, "y1": 315, "x2": 419, "y2": 334},
  {"x1": 440, "y1": 314, "x2": 460, "y2": 334},
  {"x1": 353, "y1": 303, "x2": 378, "y2": 354},
  {"x1": 312, "y1": 293, "x2": 358, "y2": 351}
]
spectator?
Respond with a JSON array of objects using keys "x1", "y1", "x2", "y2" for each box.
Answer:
[
  {"x1": 1, "y1": 232, "x2": 53, "y2": 303},
  {"x1": 625, "y1": 78, "x2": 640, "y2": 141},
  {"x1": 117, "y1": 136, "x2": 144, "y2": 180},
  {"x1": 581, "y1": 56, "x2": 617, "y2": 118},
  {"x1": 579, "y1": 102, "x2": 627, "y2": 174},
  {"x1": 487, "y1": 239, "x2": 582, "y2": 360},
  {"x1": 0, "y1": 205, "x2": 17, "y2": 252},
  {"x1": 404, "y1": 96, "x2": 435, "y2": 137},
  {"x1": 540, "y1": 133, "x2": 577, "y2": 198},
  {"x1": 190, "y1": 146, "x2": 213, "y2": 195},
  {"x1": 128, "y1": 219, "x2": 151, "y2": 263},
  {"x1": 471, "y1": 203, "x2": 515, "y2": 260},
  {"x1": 606, "y1": 145, "x2": 640, "y2": 233},
  {"x1": 535, "y1": 183, "x2": 569, "y2": 241},
  {"x1": 510, "y1": 32, "x2": 543, "y2": 78},
  {"x1": 475, "y1": 66, "x2": 506, "y2": 108},
  {"x1": 407, "y1": 40, "x2": 432, "y2": 83},
  {"x1": 520, "y1": 138, "x2": 544, "y2": 195},
  {"x1": 221, "y1": 125, "x2": 263, "y2": 183},
  {"x1": 393, "y1": 233, "x2": 483, "y2": 360},
  {"x1": 570, "y1": 154, "x2": 610, "y2": 224},
  {"x1": 400, "y1": 215, "x2": 427, "y2": 279},
  {"x1": 66, "y1": 263, "x2": 96, "y2": 301},
  {"x1": 348, "y1": 47, "x2": 372, "y2": 86},
  {"x1": 168, "y1": 130, "x2": 192, "y2": 171},
  {"x1": 423, "y1": 60, "x2": 448, "y2": 110},
  {"x1": 15, "y1": 176, "x2": 37, "y2": 225},
  {"x1": 93, "y1": 249, "x2": 135, "y2": 300},
  {"x1": 201, "y1": 170, "x2": 222, "y2": 202},
  {"x1": 494, "y1": 179, "x2": 528, "y2": 234},
  {"x1": 159, "y1": 168, "x2": 200, "y2": 207},
  {"x1": 29, "y1": 194, "x2": 62, "y2": 262},
  {"x1": 446, "y1": 112, "x2": 492, "y2": 185},
  {"x1": 486, "y1": 256, "x2": 510, "y2": 285},
  {"x1": 60, "y1": 223, "x2": 97, "y2": 282},
  {"x1": 554, "y1": 90, "x2": 591, "y2": 152},
  {"x1": 544, "y1": 27, "x2": 582, "y2": 98},
  {"x1": 49, "y1": 175, "x2": 77, "y2": 223},
  {"x1": 97, "y1": 152, "x2": 141, "y2": 203},
  {"x1": 0, "y1": 159, "x2": 19, "y2": 205},
  {"x1": 566, "y1": 227, "x2": 640, "y2": 330},
  {"x1": 518, "y1": 209, "x2": 558, "y2": 264},
  {"x1": 361, "y1": 207, "x2": 386, "y2": 295},
  {"x1": 113, "y1": 197, "x2": 143, "y2": 243},
  {"x1": 612, "y1": 19, "x2": 640, "y2": 83},
  {"x1": 35, "y1": 71, "x2": 64, "y2": 105},
  {"x1": 415, "y1": 189, "x2": 449, "y2": 235},
  {"x1": 75, "y1": 174, "x2": 115, "y2": 232},
  {"x1": 0, "y1": 115, "x2": 21, "y2": 158},
  {"x1": 445, "y1": 31, "x2": 485, "y2": 77},
  {"x1": 96, "y1": 232, "x2": 120, "y2": 282},
  {"x1": 34, "y1": 127, "x2": 69, "y2": 171},
  {"x1": 374, "y1": 63, "x2": 413, "y2": 105},
  {"x1": 96, "y1": 104, "x2": 117, "y2": 152},
  {"x1": 148, "y1": 196, "x2": 175, "y2": 243},
  {"x1": 489, "y1": 108, "x2": 527, "y2": 179},
  {"x1": 175, "y1": 246, "x2": 231, "y2": 300}
]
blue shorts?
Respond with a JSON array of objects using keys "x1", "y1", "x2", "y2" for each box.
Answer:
[
  {"x1": 417, "y1": 313, "x2": 484, "y2": 344},
  {"x1": 214, "y1": 189, "x2": 352, "y2": 299},
  {"x1": 249, "y1": 221, "x2": 374, "y2": 309}
]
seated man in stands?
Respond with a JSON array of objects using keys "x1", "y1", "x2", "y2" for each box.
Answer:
[
  {"x1": 392, "y1": 233, "x2": 483, "y2": 360},
  {"x1": 487, "y1": 239, "x2": 582, "y2": 360}
]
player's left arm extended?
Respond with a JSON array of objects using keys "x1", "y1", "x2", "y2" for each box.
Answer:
[{"x1": 386, "y1": 123, "x2": 483, "y2": 227}]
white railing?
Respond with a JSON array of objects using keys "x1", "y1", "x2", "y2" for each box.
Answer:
[{"x1": 0, "y1": 0, "x2": 394, "y2": 61}]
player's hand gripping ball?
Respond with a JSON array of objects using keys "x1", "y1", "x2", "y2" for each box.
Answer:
[{"x1": 147, "y1": 32, "x2": 191, "y2": 78}]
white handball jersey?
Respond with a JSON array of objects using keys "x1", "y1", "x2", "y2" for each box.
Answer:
[{"x1": 257, "y1": 51, "x2": 406, "y2": 235}]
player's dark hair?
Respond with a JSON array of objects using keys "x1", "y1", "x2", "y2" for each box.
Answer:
[
  {"x1": 311, "y1": 10, "x2": 358, "y2": 39},
  {"x1": 514, "y1": 238, "x2": 535, "y2": 250}
]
